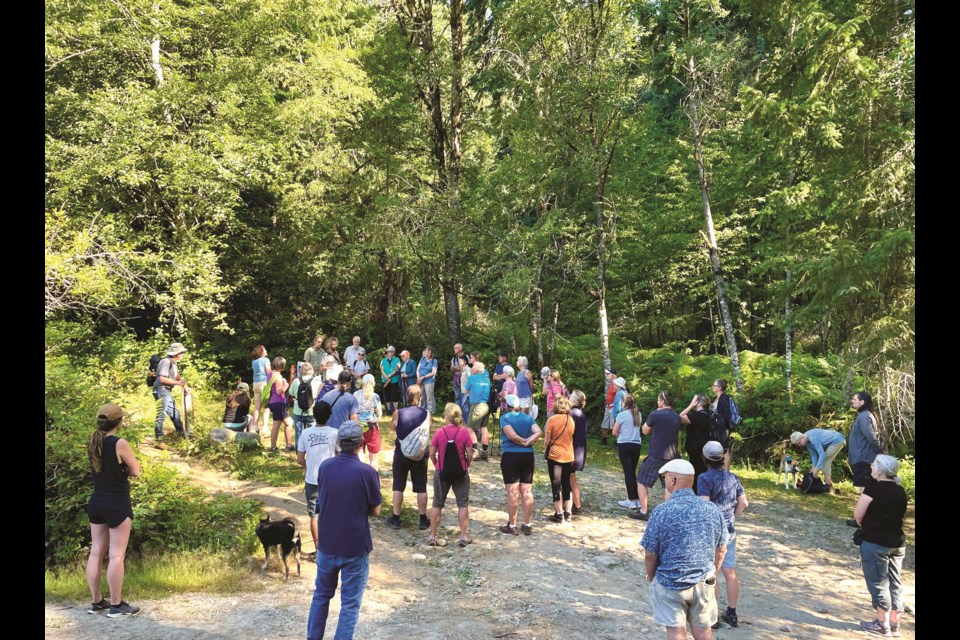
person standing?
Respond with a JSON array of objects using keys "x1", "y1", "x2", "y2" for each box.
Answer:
[
  {"x1": 325, "y1": 337, "x2": 342, "y2": 366},
  {"x1": 790, "y1": 428, "x2": 846, "y2": 493},
  {"x1": 698, "y1": 441, "x2": 749, "y2": 630},
  {"x1": 379, "y1": 346, "x2": 402, "y2": 416},
  {"x1": 849, "y1": 391, "x2": 883, "y2": 495},
  {"x1": 152, "y1": 343, "x2": 188, "y2": 441},
  {"x1": 322, "y1": 370, "x2": 360, "y2": 429},
  {"x1": 297, "y1": 401, "x2": 338, "y2": 562},
  {"x1": 710, "y1": 379, "x2": 735, "y2": 471},
  {"x1": 465, "y1": 362, "x2": 493, "y2": 461},
  {"x1": 84, "y1": 404, "x2": 141, "y2": 617},
  {"x1": 267, "y1": 356, "x2": 295, "y2": 452},
  {"x1": 343, "y1": 336, "x2": 363, "y2": 372},
  {"x1": 498, "y1": 394, "x2": 541, "y2": 536},
  {"x1": 354, "y1": 374, "x2": 383, "y2": 470},
  {"x1": 417, "y1": 347, "x2": 438, "y2": 417},
  {"x1": 427, "y1": 403, "x2": 477, "y2": 547},
  {"x1": 853, "y1": 454, "x2": 908, "y2": 637},
  {"x1": 289, "y1": 362, "x2": 323, "y2": 448},
  {"x1": 350, "y1": 348, "x2": 371, "y2": 392},
  {"x1": 641, "y1": 459, "x2": 728, "y2": 640},
  {"x1": 599, "y1": 368, "x2": 618, "y2": 445},
  {"x1": 450, "y1": 343, "x2": 468, "y2": 412},
  {"x1": 630, "y1": 391, "x2": 682, "y2": 521},
  {"x1": 386, "y1": 385, "x2": 431, "y2": 532},
  {"x1": 680, "y1": 394, "x2": 713, "y2": 490},
  {"x1": 304, "y1": 334, "x2": 327, "y2": 375},
  {"x1": 568, "y1": 389, "x2": 588, "y2": 515},
  {"x1": 399, "y1": 350, "x2": 417, "y2": 407},
  {"x1": 306, "y1": 421, "x2": 382, "y2": 640},
  {"x1": 514, "y1": 356, "x2": 535, "y2": 416},
  {"x1": 498, "y1": 365, "x2": 518, "y2": 413},
  {"x1": 614, "y1": 393, "x2": 643, "y2": 510},
  {"x1": 543, "y1": 395, "x2": 576, "y2": 523},
  {"x1": 250, "y1": 344, "x2": 271, "y2": 434}
]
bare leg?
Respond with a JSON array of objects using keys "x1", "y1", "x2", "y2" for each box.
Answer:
[
  {"x1": 480, "y1": 426, "x2": 489, "y2": 446},
  {"x1": 252, "y1": 394, "x2": 262, "y2": 434},
  {"x1": 283, "y1": 418, "x2": 293, "y2": 447},
  {"x1": 310, "y1": 516, "x2": 318, "y2": 551},
  {"x1": 722, "y1": 566, "x2": 739, "y2": 608},
  {"x1": 520, "y1": 483, "x2": 534, "y2": 525},
  {"x1": 690, "y1": 624, "x2": 713, "y2": 640},
  {"x1": 570, "y1": 473, "x2": 581, "y2": 508},
  {"x1": 106, "y1": 518, "x2": 132, "y2": 604},
  {"x1": 270, "y1": 419, "x2": 281, "y2": 448},
  {"x1": 429, "y1": 507, "x2": 442, "y2": 539},
  {"x1": 416, "y1": 492, "x2": 427, "y2": 516},
  {"x1": 392, "y1": 490, "x2": 404, "y2": 517},
  {"x1": 638, "y1": 483, "x2": 650, "y2": 513},
  {"x1": 457, "y1": 506, "x2": 469, "y2": 538},
  {"x1": 86, "y1": 523, "x2": 109, "y2": 603},
  {"x1": 367, "y1": 450, "x2": 379, "y2": 471},
  {"x1": 505, "y1": 483, "x2": 519, "y2": 526}
]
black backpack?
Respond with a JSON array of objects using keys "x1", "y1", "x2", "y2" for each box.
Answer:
[
  {"x1": 800, "y1": 472, "x2": 829, "y2": 494},
  {"x1": 146, "y1": 354, "x2": 161, "y2": 387},
  {"x1": 296, "y1": 377, "x2": 314, "y2": 412},
  {"x1": 440, "y1": 427, "x2": 467, "y2": 482},
  {"x1": 707, "y1": 410, "x2": 729, "y2": 445}
]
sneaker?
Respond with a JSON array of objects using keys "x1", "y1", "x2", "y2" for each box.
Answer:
[
  {"x1": 721, "y1": 609, "x2": 739, "y2": 627},
  {"x1": 520, "y1": 524, "x2": 533, "y2": 536},
  {"x1": 627, "y1": 508, "x2": 649, "y2": 521},
  {"x1": 480, "y1": 451, "x2": 489, "y2": 462},
  {"x1": 87, "y1": 599, "x2": 109, "y2": 614},
  {"x1": 269, "y1": 446, "x2": 279, "y2": 452},
  {"x1": 617, "y1": 499, "x2": 637, "y2": 508},
  {"x1": 285, "y1": 444, "x2": 295, "y2": 452},
  {"x1": 457, "y1": 536, "x2": 472, "y2": 547},
  {"x1": 889, "y1": 622, "x2": 900, "y2": 637},
  {"x1": 846, "y1": 518, "x2": 860, "y2": 528},
  {"x1": 859, "y1": 619, "x2": 892, "y2": 637},
  {"x1": 106, "y1": 601, "x2": 141, "y2": 618},
  {"x1": 387, "y1": 514, "x2": 402, "y2": 529},
  {"x1": 418, "y1": 516, "x2": 430, "y2": 531},
  {"x1": 571, "y1": 505, "x2": 583, "y2": 515},
  {"x1": 499, "y1": 523, "x2": 519, "y2": 536},
  {"x1": 548, "y1": 512, "x2": 564, "y2": 523},
  {"x1": 712, "y1": 620, "x2": 721, "y2": 630},
  {"x1": 563, "y1": 511, "x2": 571, "y2": 522}
]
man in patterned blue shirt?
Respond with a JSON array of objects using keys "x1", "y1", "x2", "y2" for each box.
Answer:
[{"x1": 641, "y1": 459, "x2": 728, "y2": 640}]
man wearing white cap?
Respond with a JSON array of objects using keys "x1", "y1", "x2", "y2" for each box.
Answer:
[
  {"x1": 151, "y1": 343, "x2": 188, "y2": 441},
  {"x1": 640, "y1": 458, "x2": 728, "y2": 640}
]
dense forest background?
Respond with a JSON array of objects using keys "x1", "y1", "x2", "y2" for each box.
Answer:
[{"x1": 45, "y1": 0, "x2": 913, "y2": 563}]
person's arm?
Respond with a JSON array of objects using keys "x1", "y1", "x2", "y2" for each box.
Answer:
[
  {"x1": 734, "y1": 494, "x2": 748, "y2": 516},
  {"x1": 304, "y1": 348, "x2": 312, "y2": 363},
  {"x1": 644, "y1": 551, "x2": 658, "y2": 583},
  {"x1": 524, "y1": 423, "x2": 542, "y2": 447},
  {"x1": 612, "y1": 418, "x2": 622, "y2": 438},
  {"x1": 391, "y1": 410, "x2": 400, "y2": 431},
  {"x1": 641, "y1": 421, "x2": 652, "y2": 436},
  {"x1": 502, "y1": 425, "x2": 524, "y2": 445},
  {"x1": 468, "y1": 428, "x2": 478, "y2": 445},
  {"x1": 429, "y1": 442, "x2": 439, "y2": 467},
  {"x1": 428, "y1": 362, "x2": 437, "y2": 380},
  {"x1": 714, "y1": 544, "x2": 727, "y2": 575},
  {"x1": 853, "y1": 492, "x2": 874, "y2": 526},
  {"x1": 450, "y1": 358, "x2": 460, "y2": 373},
  {"x1": 374, "y1": 398, "x2": 382, "y2": 420},
  {"x1": 296, "y1": 451, "x2": 306, "y2": 468},
  {"x1": 860, "y1": 414, "x2": 883, "y2": 453},
  {"x1": 116, "y1": 439, "x2": 141, "y2": 477},
  {"x1": 679, "y1": 396, "x2": 697, "y2": 417},
  {"x1": 809, "y1": 438, "x2": 825, "y2": 472}
]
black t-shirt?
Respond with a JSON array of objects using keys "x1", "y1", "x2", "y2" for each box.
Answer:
[
  {"x1": 862, "y1": 480, "x2": 907, "y2": 548},
  {"x1": 647, "y1": 408, "x2": 682, "y2": 460},
  {"x1": 685, "y1": 410, "x2": 711, "y2": 454}
]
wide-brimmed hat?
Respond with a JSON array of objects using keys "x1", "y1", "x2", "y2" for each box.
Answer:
[
  {"x1": 167, "y1": 342, "x2": 188, "y2": 356},
  {"x1": 613, "y1": 377, "x2": 626, "y2": 388}
]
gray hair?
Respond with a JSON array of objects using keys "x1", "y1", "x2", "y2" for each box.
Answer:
[
  {"x1": 516, "y1": 356, "x2": 528, "y2": 367},
  {"x1": 873, "y1": 454, "x2": 899, "y2": 479},
  {"x1": 339, "y1": 438, "x2": 361, "y2": 453}
]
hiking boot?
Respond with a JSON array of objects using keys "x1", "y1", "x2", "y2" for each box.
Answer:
[
  {"x1": 418, "y1": 515, "x2": 430, "y2": 531},
  {"x1": 721, "y1": 609, "x2": 739, "y2": 627},
  {"x1": 859, "y1": 619, "x2": 892, "y2": 637},
  {"x1": 563, "y1": 511, "x2": 571, "y2": 522},
  {"x1": 499, "y1": 523, "x2": 519, "y2": 536},
  {"x1": 627, "y1": 508, "x2": 649, "y2": 521},
  {"x1": 520, "y1": 524, "x2": 533, "y2": 536},
  {"x1": 549, "y1": 512, "x2": 564, "y2": 523},
  {"x1": 480, "y1": 450, "x2": 489, "y2": 462},
  {"x1": 889, "y1": 622, "x2": 900, "y2": 637},
  {"x1": 571, "y1": 505, "x2": 583, "y2": 515},
  {"x1": 87, "y1": 599, "x2": 109, "y2": 614},
  {"x1": 106, "y1": 601, "x2": 141, "y2": 618},
  {"x1": 386, "y1": 514, "x2": 402, "y2": 529},
  {"x1": 711, "y1": 620, "x2": 721, "y2": 630},
  {"x1": 846, "y1": 518, "x2": 860, "y2": 528}
]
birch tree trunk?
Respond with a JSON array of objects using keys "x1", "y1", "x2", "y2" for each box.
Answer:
[
  {"x1": 785, "y1": 267, "x2": 793, "y2": 393},
  {"x1": 687, "y1": 54, "x2": 742, "y2": 392}
]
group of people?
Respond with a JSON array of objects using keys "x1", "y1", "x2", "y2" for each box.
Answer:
[{"x1": 96, "y1": 339, "x2": 908, "y2": 639}]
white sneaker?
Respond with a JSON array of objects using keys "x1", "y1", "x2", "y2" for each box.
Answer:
[{"x1": 617, "y1": 499, "x2": 636, "y2": 508}]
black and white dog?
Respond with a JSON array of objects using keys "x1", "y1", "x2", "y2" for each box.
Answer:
[
  {"x1": 255, "y1": 515, "x2": 301, "y2": 579},
  {"x1": 777, "y1": 454, "x2": 800, "y2": 489}
]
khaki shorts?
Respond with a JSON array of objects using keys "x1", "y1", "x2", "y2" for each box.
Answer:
[
  {"x1": 252, "y1": 381, "x2": 266, "y2": 406},
  {"x1": 650, "y1": 576, "x2": 717, "y2": 629},
  {"x1": 601, "y1": 407, "x2": 614, "y2": 431},
  {"x1": 467, "y1": 402, "x2": 490, "y2": 431}
]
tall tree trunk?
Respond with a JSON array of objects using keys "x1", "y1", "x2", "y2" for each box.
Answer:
[
  {"x1": 687, "y1": 54, "x2": 742, "y2": 392},
  {"x1": 151, "y1": 3, "x2": 171, "y2": 124},
  {"x1": 785, "y1": 267, "x2": 793, "y2": 394},
  {"x1": 531, "y1": 265, "x2": 543, "y2": 366},
  {"x1": 441, "y1": 0, "x2": 464, "y2": 347}
]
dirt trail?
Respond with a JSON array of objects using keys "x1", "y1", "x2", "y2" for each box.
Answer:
[{"x1": 46, "y1": 439, "x2": 915, "y2": 640}]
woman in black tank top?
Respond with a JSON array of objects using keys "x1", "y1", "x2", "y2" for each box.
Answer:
[{"x1": 84, "y1": 404, "x2": 142, "y2": 617}]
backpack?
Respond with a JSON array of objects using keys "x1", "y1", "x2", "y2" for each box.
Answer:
[
  {"x1": 439, "y1": 426, "x2": 467, "y2": 482},
  {"x1": 262, "y1": 372, "x2": 280, "y2": 406},
  {"x1": 296, "y1": 376, "x2": 314, "y2": 412},
  {"x1": 728, "y1": 397, "x2": 742, "y2": 429},
  {"x1": 799, "y1": 472, "x2": 829, "y2": 494},
  {"x1": 146, "y1": 354, "x2": 161, "y2": 387},
  {"x1": 398, "y1": 413, "x2": 431, "y2": 461},
  {"x1": 707, "y1": 410, "x2": 729, "y2": 445}
]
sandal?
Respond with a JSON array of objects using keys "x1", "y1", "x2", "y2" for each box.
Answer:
[
  {"x1": 458, "y1": 537, "x2": 472, "y2": 547},
  {"x1": 427, "y1": 537, "x2": 447, "y2": 547}
]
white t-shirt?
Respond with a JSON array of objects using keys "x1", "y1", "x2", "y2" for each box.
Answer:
[{"x1": 298, "y1": 425, "x2": 339, "y2": 485}]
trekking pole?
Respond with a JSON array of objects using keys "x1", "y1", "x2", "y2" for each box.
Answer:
[{"x1": 183, "y1": 384, "x2": 192, "y2": 438}]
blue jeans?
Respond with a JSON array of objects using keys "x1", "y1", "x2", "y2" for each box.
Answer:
[
  {"x1": 453, "y1": 385, "x2": 464, "y2": 411},
  {"x1": 293, "y1": 413, "x2": 316, "y2": 448},
  {"x1": 307, "y1": 551, "x2": 369, "y2": 640},
  {"x1": 860, "y1": 541, "x2": 905, "y2": 611},
  {"x1": 153, "y1": 388, "x2": 183, "y2": 438}
]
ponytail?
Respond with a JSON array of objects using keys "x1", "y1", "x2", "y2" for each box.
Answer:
[{"x1": 88, "y1": 429, "x2": 107, "y2": 473}]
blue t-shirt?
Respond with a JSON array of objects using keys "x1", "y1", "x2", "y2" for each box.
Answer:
[
  {"x1": 612, "y1": 388, "x2": 626, "y2": 416},
  {"x1": 646, "y1": 408, "x2": 682, "y2": 460},
  {"x1": 697, "y1": 468, "x2": 744, "y2": 533},
  {"x1": 252, "y1": 357, "x2": 270, "y2": 383},
  {"x1": 466, "y1": 372, "x2": 491, "y2": 404},
  {"x1": 321, "y1": 388, "x2": 360, "y2": 429},
  {"x1": 515, "y1": 369, "x2": 532, "y2": 398},
  {"x1": 315, "y1": 453, "x2": 382, "y2": 557},
  {"x1": 640, "y1": 488, "x2": 729, "y2": 589},
  {"x1": 418, "y1": 357, "x2": 438, "y2": 384},
  {"x1": 500, "y1": 410, "x2": 536, "y2": 453}
]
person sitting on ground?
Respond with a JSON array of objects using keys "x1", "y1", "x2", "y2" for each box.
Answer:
[
  {"x1": 698, "y1": 441, "x2": 749, "y2": 630},
  {"x1": 790, "y1": 428, "x2": 846, "y2": 493},
  {"x1": 354, "y1": 373, "x2": 382, "y2": 470},
  {"x1": 498, "y1": 394, "x2": 541, "y2": 537},
  {"x1": 297, "y1": 401, "x2": 338, "y2": 561},
  {"x1": 427, "y1": 403, "x2": 477, "y2": 547},
  {"x1": 222, "y1": 381, "x2": 252, "y2": 432},
  {"x1": 386, "y1": 385, "x2": 431, "y2": 532}
]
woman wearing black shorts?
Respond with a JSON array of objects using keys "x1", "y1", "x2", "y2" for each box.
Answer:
[
  {"x1": 498, "y1": 394, "x2": 541, "y2": 536},
  {"x1": 85, "y1": 404, "x2": 141, "y2": 617}
]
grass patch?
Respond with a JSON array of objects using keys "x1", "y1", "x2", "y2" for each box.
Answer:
[{"x1": 45, "y1": 549, "x2": 264, "y2": 602}]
